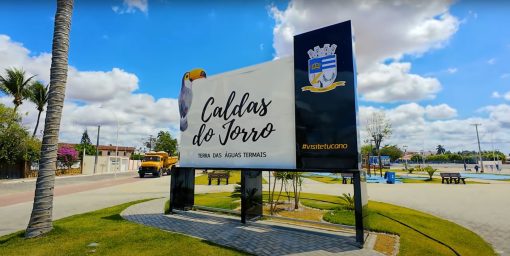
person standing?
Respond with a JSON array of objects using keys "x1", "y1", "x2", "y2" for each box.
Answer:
[{"x1": 474, "y1": 164, "x2": 479, "y2": 173}]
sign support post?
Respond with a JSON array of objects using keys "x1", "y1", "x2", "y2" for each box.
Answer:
[
  {"x1": 169, "y1": 166, "x2": 195, "y2": 211},
  {"x1": 240, "y1": 170, "x2": 263, "y2": 224},
  {"x1": 353, "y1": 170, "x2": 369, "y2": 245}
]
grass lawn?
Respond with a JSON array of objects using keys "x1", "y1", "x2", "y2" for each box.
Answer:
[
  {"x1": 296, "y1": 192, "x2": 495, "y2": 256},
  {"x1": 165, "y1": 192, "x2": 241, "y2": 213},
  {"x1": 181, "y1": 191, "x2": 495, "y2": 256},
  {"x1": 306, "y1": 175, "x2": 347, "y2": 184},
  {"x1": 195, "y1": 171, "x2": 267, "y2": 185},
  {"x1": 196, "y1": 192, "x2": 241, "y2": 210},
  {"x1": 0, "y1": 199, "x2": 246, "y2": 256}
]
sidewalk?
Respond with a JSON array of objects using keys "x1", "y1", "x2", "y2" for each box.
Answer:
[{"x1": 121, "y1": 198, "x2": 383, "y2": 256}]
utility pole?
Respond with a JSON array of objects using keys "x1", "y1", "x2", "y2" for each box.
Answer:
[
  {"x1": 148, "y1": 135, "x2": 154, "y2": 151},
  {"x1": 471, "y1": 123, "x2": 484, "y2": 173},
  {"x1": 94, "y1": 125, "x2": 100, "y2": 174},
  {"x1": 491, "y1": 133, "x2": 497, "y2": 159},
  {"x1": 402, "y1": 145, "x2": 408, "y2": 171}
]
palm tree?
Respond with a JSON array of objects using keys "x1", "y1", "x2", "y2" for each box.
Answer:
[
  {"x1": 436, "y1": 145, "x2": 446, "y2": 155},
  {"x1": 28, "y1": 81, "x2": 49, "y2": 137},
  {"x1": 26, "y1": 0, "x2": 74, "y2": 238},
  {"x1": 0, "y1": 68, "x2": 35, "y2": 112}
]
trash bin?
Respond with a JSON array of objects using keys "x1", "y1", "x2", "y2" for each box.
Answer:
[{"x1": 386, "y1": 172, "x2": 395, "y2": 184}]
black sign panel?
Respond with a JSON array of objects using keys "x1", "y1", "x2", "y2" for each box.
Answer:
[{"x1": 294, "y1": 20, "x2": 360, "y2": 170}]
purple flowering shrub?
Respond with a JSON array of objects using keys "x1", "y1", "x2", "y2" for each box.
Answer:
[{"x1": 57, "y1": 146, "x2": 78, "y2": 169}]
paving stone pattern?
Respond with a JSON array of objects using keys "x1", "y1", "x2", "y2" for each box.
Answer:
[{"x1": 121, "y1": 199, "x2": 382, "y2": 256}]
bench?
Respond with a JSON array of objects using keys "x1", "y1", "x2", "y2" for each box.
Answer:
[
  {"x1": 341, "y1": 173, "x2": 354, "y2": 184},
  {"x1": 208, "y1": 172, "x2": 230, "y2": 185},
  {"x1": 440, "y1": 173, "x2": 466, "y2": 184}
]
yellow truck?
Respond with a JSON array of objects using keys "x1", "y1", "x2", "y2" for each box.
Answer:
[{"x1": 138, "y1": 151, "x2": 178, "y2": 178}]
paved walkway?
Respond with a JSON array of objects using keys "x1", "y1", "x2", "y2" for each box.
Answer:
[{"x1": 121, "y1": 198, "x2": 383, "y2": 256}]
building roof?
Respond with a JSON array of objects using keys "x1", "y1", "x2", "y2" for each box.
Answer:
[
  {"x1": 97, "y1": 145, "x2": 135, "y2": 151},
  {"x1": 58, "y1": 143, "x2": 135, "y2": 152}
]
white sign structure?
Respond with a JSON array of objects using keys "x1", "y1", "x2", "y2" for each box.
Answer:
[{"x1": 179, "y1": 58, "x2": 296, "y2": 168}]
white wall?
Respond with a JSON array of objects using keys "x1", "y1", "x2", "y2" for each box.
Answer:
[{"x1": 83, "y1": 155, "x2": 139, "y2": 175}]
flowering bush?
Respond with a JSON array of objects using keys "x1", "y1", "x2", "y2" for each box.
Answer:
[{"x1": 57, "y1": 146, "x2": 78, "y2": 169}]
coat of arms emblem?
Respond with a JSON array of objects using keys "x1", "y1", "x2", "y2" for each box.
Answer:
[{"x1": 302, "y1": 44, "x2": 345, "y2": 93}]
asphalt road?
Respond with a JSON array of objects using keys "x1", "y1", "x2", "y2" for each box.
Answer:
[
  {"x1": 1, "y1": 172, "x2": 509, "y2": 255},
  {"x1": 0, "y1": 171, "x2": 138, "y2": 195}
]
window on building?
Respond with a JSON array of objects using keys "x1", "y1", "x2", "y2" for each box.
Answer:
[
  {"x1": 107, "y1": 151, "x2": 111, "y2": 156},
  {"x1": 124, "y1": 151, "x2": 127, "y2": 156}
]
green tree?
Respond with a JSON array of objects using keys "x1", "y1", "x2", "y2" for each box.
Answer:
[
  {"x1": 0, "y1": 103, "x2": 41, "y2": 164},
  {"x1": 153, "y1": 131, "x2": 178, "y2": 155},
  {"x1": 130, "y1": 153, "x2": 144, "y2": 160},
  {"x1": 447, "y1": 153, "x2": 463, "y2": 162},
  {"x1": 28, "y1": 81, "x2": 49, "y2": 137},
  {"x1": 361, "y1": 144, "x2": 374, "y2": 156},
  {"x1": 482, "y1": 151, "x2": 506, "y2": 161},
  {"x1": 426, "y1": 154, "x2": 448, "y2": 162},
  {"x1": 424, "y1": 166, "x2": 437, "y2": 180},
  {"x1": 26, "y1": 0, "x2": 74, "y2": 238},
  {"x1": 411, "y1": 154, "x2": 423, "y2": 163},
  {"x1": 380, "y1": 145, "x2": 403, "y2": 162},
  {"x1": 74, "y1": 129, "x2": 96, "y2": 157},
  {"x1": 0, "y1": 68, "x2": 35, "y2": 113}
]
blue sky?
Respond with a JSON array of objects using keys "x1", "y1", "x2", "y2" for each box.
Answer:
[
  {"x1": 1, "y1": 0, "x2": 286, "y2": 99},
  {"x1": 406, "y1": 1, "x2": 510, "y2": 118},
  {"x1": 0, "y1": 0, "x2": 509, "y2": 152}
]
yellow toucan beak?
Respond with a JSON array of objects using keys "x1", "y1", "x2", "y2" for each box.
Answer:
[{"x1": 189, "y1": 68, "x2": 206, "y2": 81}]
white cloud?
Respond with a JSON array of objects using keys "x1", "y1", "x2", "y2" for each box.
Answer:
[
  {"x1": 501, "y1": 73, "x2": 510, "y2": 79},
  {"x1": 113, "y1": 0, "x2": 148, "y2": 15},
  {"x1": 360, "y1": 103, "x2": 510, "y2": 153},
  {"x1": 480, "y1": 104, "x2": 510, "y2": 128},
  {"x1": 67, "y1": 68, "x2": 139, "y2": 102},
  {"x1": 358, "y1": 62, "x2": 441, "y2": 102},
  {"x1": 447, "y1": 67, "x2": 458, "y2": 74},
  {"x1": 425, "y1": 104, "x2": 457, "y2": 119},
  {"x1": 0, "y1": 34, "x2": 177, "y2": 148},
  {"x1": 270, "y1": 0, "x2": 458, "y2": 68},
  {"x1": 487, "y1": 58, "x2": 496, "y2": 65},
  {"x1": 270, "y1": 0, "x2": 459, "y2": 103},
  {"x1": 492, "y1": 91, "x2": 510, "y2": 101}
]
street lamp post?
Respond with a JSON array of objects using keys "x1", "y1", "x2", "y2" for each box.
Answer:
[
  {"x1": 100, "y1": 106, "x2": 120, "y2": 178},
  {"x1": 113, "y1": 112, "x2": 119, "y2": 179}
]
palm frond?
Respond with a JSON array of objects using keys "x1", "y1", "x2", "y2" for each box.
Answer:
[
  {"x1": 29, "y1": 81, "x2": 49, "y2": 111},
  {"x1": 0, "y1": 68, "x2": 35, "y2": 107}
]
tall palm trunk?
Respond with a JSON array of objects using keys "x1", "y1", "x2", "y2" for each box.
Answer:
[
  {"x1": 26, "y1": 0, "x2": 74, "y2": 238},
  {"x1": 32, "y1": 110, "x2": 42, "y2": 137}
]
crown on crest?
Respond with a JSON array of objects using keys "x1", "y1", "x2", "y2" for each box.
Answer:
[{"x1": 307, "y1": 44, "x2": 337, "y2": 59}]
